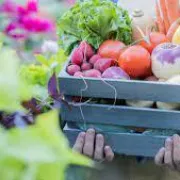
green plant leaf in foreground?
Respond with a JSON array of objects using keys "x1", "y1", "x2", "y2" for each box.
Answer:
[
  {"x1": 0, "y1": 110, "x2": 92, "y2": 180},
  {"x1": 0, "y1": 48, "x2": 32, "y2": 112}
]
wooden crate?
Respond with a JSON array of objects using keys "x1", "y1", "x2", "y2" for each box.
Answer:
[{"x1": 59, "y1": 65, "x2": 180, "y2": 157}]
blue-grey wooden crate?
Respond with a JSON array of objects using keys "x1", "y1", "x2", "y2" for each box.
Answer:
[
  {"x1": 64, "y1": 125, "x2": 166, "y2": 157},
  {"x1": 59, "y1": 68, "x2": 180, "y2": 102},
  {"x1": 59, "y1": 63, "x2": 180, "y2": 157}
]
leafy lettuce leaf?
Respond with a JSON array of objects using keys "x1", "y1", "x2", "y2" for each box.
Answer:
[{"x1": 58, "y1": 0, "x2": 132, "y2": 54}]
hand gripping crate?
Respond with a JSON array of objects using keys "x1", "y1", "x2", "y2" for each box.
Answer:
[{"x1": 59, "y1": 64, "x2": 180, "y2": 157}]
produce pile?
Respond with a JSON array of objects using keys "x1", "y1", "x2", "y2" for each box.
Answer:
[{"x1": 58, "y1": 0, "x2": 180, "y2": 112}]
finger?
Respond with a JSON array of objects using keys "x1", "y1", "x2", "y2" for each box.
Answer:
[
  {"x1": 155, "y1": 147, "x2": 165, "y2": 166},
  {"x1": 173, "y1": 134, "x2": 180, "y2": 169},
  {"x1": 73, "y1": 132, "x2": 86, "y2": 153},
  {"x1": 164, "y1": 137, "x2": 175, "y2": 170},
  {"x1": 104, "y1": 146, "x2": 114, "y2": 162},
  {"x1": 83, "y1": 128, "x2": 95, "y2": 158},
  {"x1": 94, "y1": 134, "x2": 104, "y2": 161}
]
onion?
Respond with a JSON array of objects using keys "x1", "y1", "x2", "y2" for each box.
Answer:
[{"x1": 151, "y1": 43, "x2": 180, "y2": 79}]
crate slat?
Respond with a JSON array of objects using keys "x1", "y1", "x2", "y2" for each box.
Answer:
[
  {"x1": 64, "y1": 125, "x2": 166, "y2": 157},
  {"x1": 59, "y1": 73, "x2": 180, "y2": 103},
  {"x1": 61, "y1": 103, "x2": 180, "y2": 130}
]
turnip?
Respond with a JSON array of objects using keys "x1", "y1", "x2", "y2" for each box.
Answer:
[
  {"x1": 81, "y1": 62, "x2": 93, "y2": 71},
  {"x1": 74, "y1": 71, "x2": 83, "y2": 77},
  {"x1": 79, "y1": 41, "x2": 94, "y2": 59},
  {"x1": 67, "y1": 64, "x2": 80, "y2": 76},
  {"x1": 126, "y1": 76, "x2": 157, "y2": 108},
  {"x1": 94, "y1": 58, "x2": 113, "y2": 73},
  {"x1": 156, "y1": 75, "x2": 180, "y2": 110},
  {"x1": 102, "y1": 67, "x2": 130, "y2": 80},
  {"x1": 89, "y1": 54, "x2": 101, "y2": 65},
  {"x1": 71, "y1": 48, "x2": 84, "y2": 65},
  {"x1": 151, "y1": 43, "x2": 180, "y2": 79},
  {"x1": 83, "y1": 69, "x2": 101, "y2": 78}
]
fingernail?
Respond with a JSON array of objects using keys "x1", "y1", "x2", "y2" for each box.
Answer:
[
  {"x1": 96, "y1": 134, "x2": 103, "y2": 139},
  {"x1": 79, "y1": 132, "x2": 85, "y2": 137},
  {"x1": 166, "y1": 138, "x2": 172, "y2": 143},
  {"x1": 173, "y1": 134, "x2": 179, "y2": 139},
  {"x1": 87, "y1": 128, "x2": 95, "y2": 134},
  {"x1": 105, "y1": 146, "x2": 110, "y2": 150}
]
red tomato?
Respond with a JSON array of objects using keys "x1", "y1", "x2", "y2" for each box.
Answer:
[
  {"x1": 98, "y1": 40, "x2": 125, "y2": 62},
  {"x1": 118, "y1": 45, "x2": 151, "y2": 78},
  {"x1": 140, "y1": 32, "x2": 169, "y2": 54}
]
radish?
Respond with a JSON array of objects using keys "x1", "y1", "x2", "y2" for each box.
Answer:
[
  {"x1": 71, "y1": 48, "x2": 84, "y2": 65},
  {"x1": 94, "y1": 58, "x2": 113, "y2": 73},
  {"x1": 67, "y1": 64, "x2": 80, "y2": 76},
  {"x1": 79, "y1": 41, "x2": 94, "y2": 59},
  {"x1": 89, "y1": 54, "x2": 101, "y2": 65},
  {"x1": 74, "y1": 71, "x2": 83, "y2": 77},
  {"x1": 83, "y1": 69, "x2": 101, "y2": 78},
  {"x1": 81, "y1": 62, "x2": 93, "y2": 71},
  {"x1": 102, "y1": 67, "x2": 130, "y2": 80}
]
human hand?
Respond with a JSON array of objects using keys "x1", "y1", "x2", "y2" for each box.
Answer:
[
  {"x1": 73, "y1": 128, "x2": 114, "y2": 162},
  {"x1": 155, "y1": 134, "x2": 180, "y2": 171}
]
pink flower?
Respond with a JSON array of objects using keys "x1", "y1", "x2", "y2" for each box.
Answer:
[
  {"x1": 22, "y1": 15, "x2": 55, "y2": 33},
  {"x1": 0, "y1": 0, "x2": 17, "y2": 14},
  {"x1": 5, "y1": 22, "x2": 26, "y2": 39},
  {"x1": 27, "y1": 0, "x2": 38, "y2": 12},
  {"x1": 17, "y1": 5, "x2": 28, "y2": 16}
]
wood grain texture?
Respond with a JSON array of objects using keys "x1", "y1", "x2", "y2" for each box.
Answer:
[
  {"x1": 61, "y1": 103, "x2": 180, "y2": 130},
  {"x1": 64, "y1": 125, "x2": 167, "y2": 157},
  {"x1": 59, "y1": 72, "x2": 180, "y2": 103}
]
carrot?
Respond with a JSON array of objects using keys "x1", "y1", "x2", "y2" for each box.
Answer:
[
  {"x1": 155, "y1": 0, "x2": 166, "y2": 33},
  {"x1": 159, "y1": 0, "x2": 170, "y2": 33},
  {"x1": 166, "y1": 18, "x2": 180, "y2": 41},
  {"x1": 165, "y1": 0, "x2": 180, "y2": 25}
]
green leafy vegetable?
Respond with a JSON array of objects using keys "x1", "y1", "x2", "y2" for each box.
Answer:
[
  {"x1": 0, "y1": 110, "x2": 92, "y2": 180},
  {"x1": 58, "y1": 0, "x2": 132, "y2": 54}
]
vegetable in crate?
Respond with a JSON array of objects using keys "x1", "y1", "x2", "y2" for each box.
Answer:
[
  {"x1": 151, "y1": 43, "x2": 180, "y2": 79},
  {"x1": 58, "y1": 0, "x2": 132, "y2": 54},
  {"x1": 118, "y1": 45, "x2": 151, "y2": 78},
  {"x1": 98, "y1": 40, "x2": 125, "y2": 61},
  {"x1": 157, "y1": 75, "x2": 180, "y2": 110},
  {"x1": 102, "y1": 67, "x2": 130, "y2": 80},
  {"x1": 126, "y1": 76, "x2": 158, "y2": 108}
]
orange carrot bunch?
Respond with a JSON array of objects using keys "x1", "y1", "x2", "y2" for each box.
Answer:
[{"x1": 155, "y1": 0, "x2": 180, "y2": 41}]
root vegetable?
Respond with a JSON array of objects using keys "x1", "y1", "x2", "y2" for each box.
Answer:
[
  {"x1": 71, "y1": 48, "x2": 84, "y2": 65},
  {"x1": 81, "y1": 62, "x2": 93, "y2": 71},
  {"x1": 74, "y1": 71, "x2": 83, "y2": 77},
  {"x1": 102, "y1": 67, "x2": 130, "y2": 80},
  {"x1": 89, "y1": 54, "x2": 101, "y2": 65},
  {"x1": 67, "y1": 64, "x2": 80, "y2": 76},
  {"x1": 79, "y1": 41, "x2": 94, "y2": 59},
  {"x1": 94, "y1": 58, "x2": 113, "y2": 73},
  {"x1": 83, "y1": 69, "x2": 101, "y2": 78}
]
